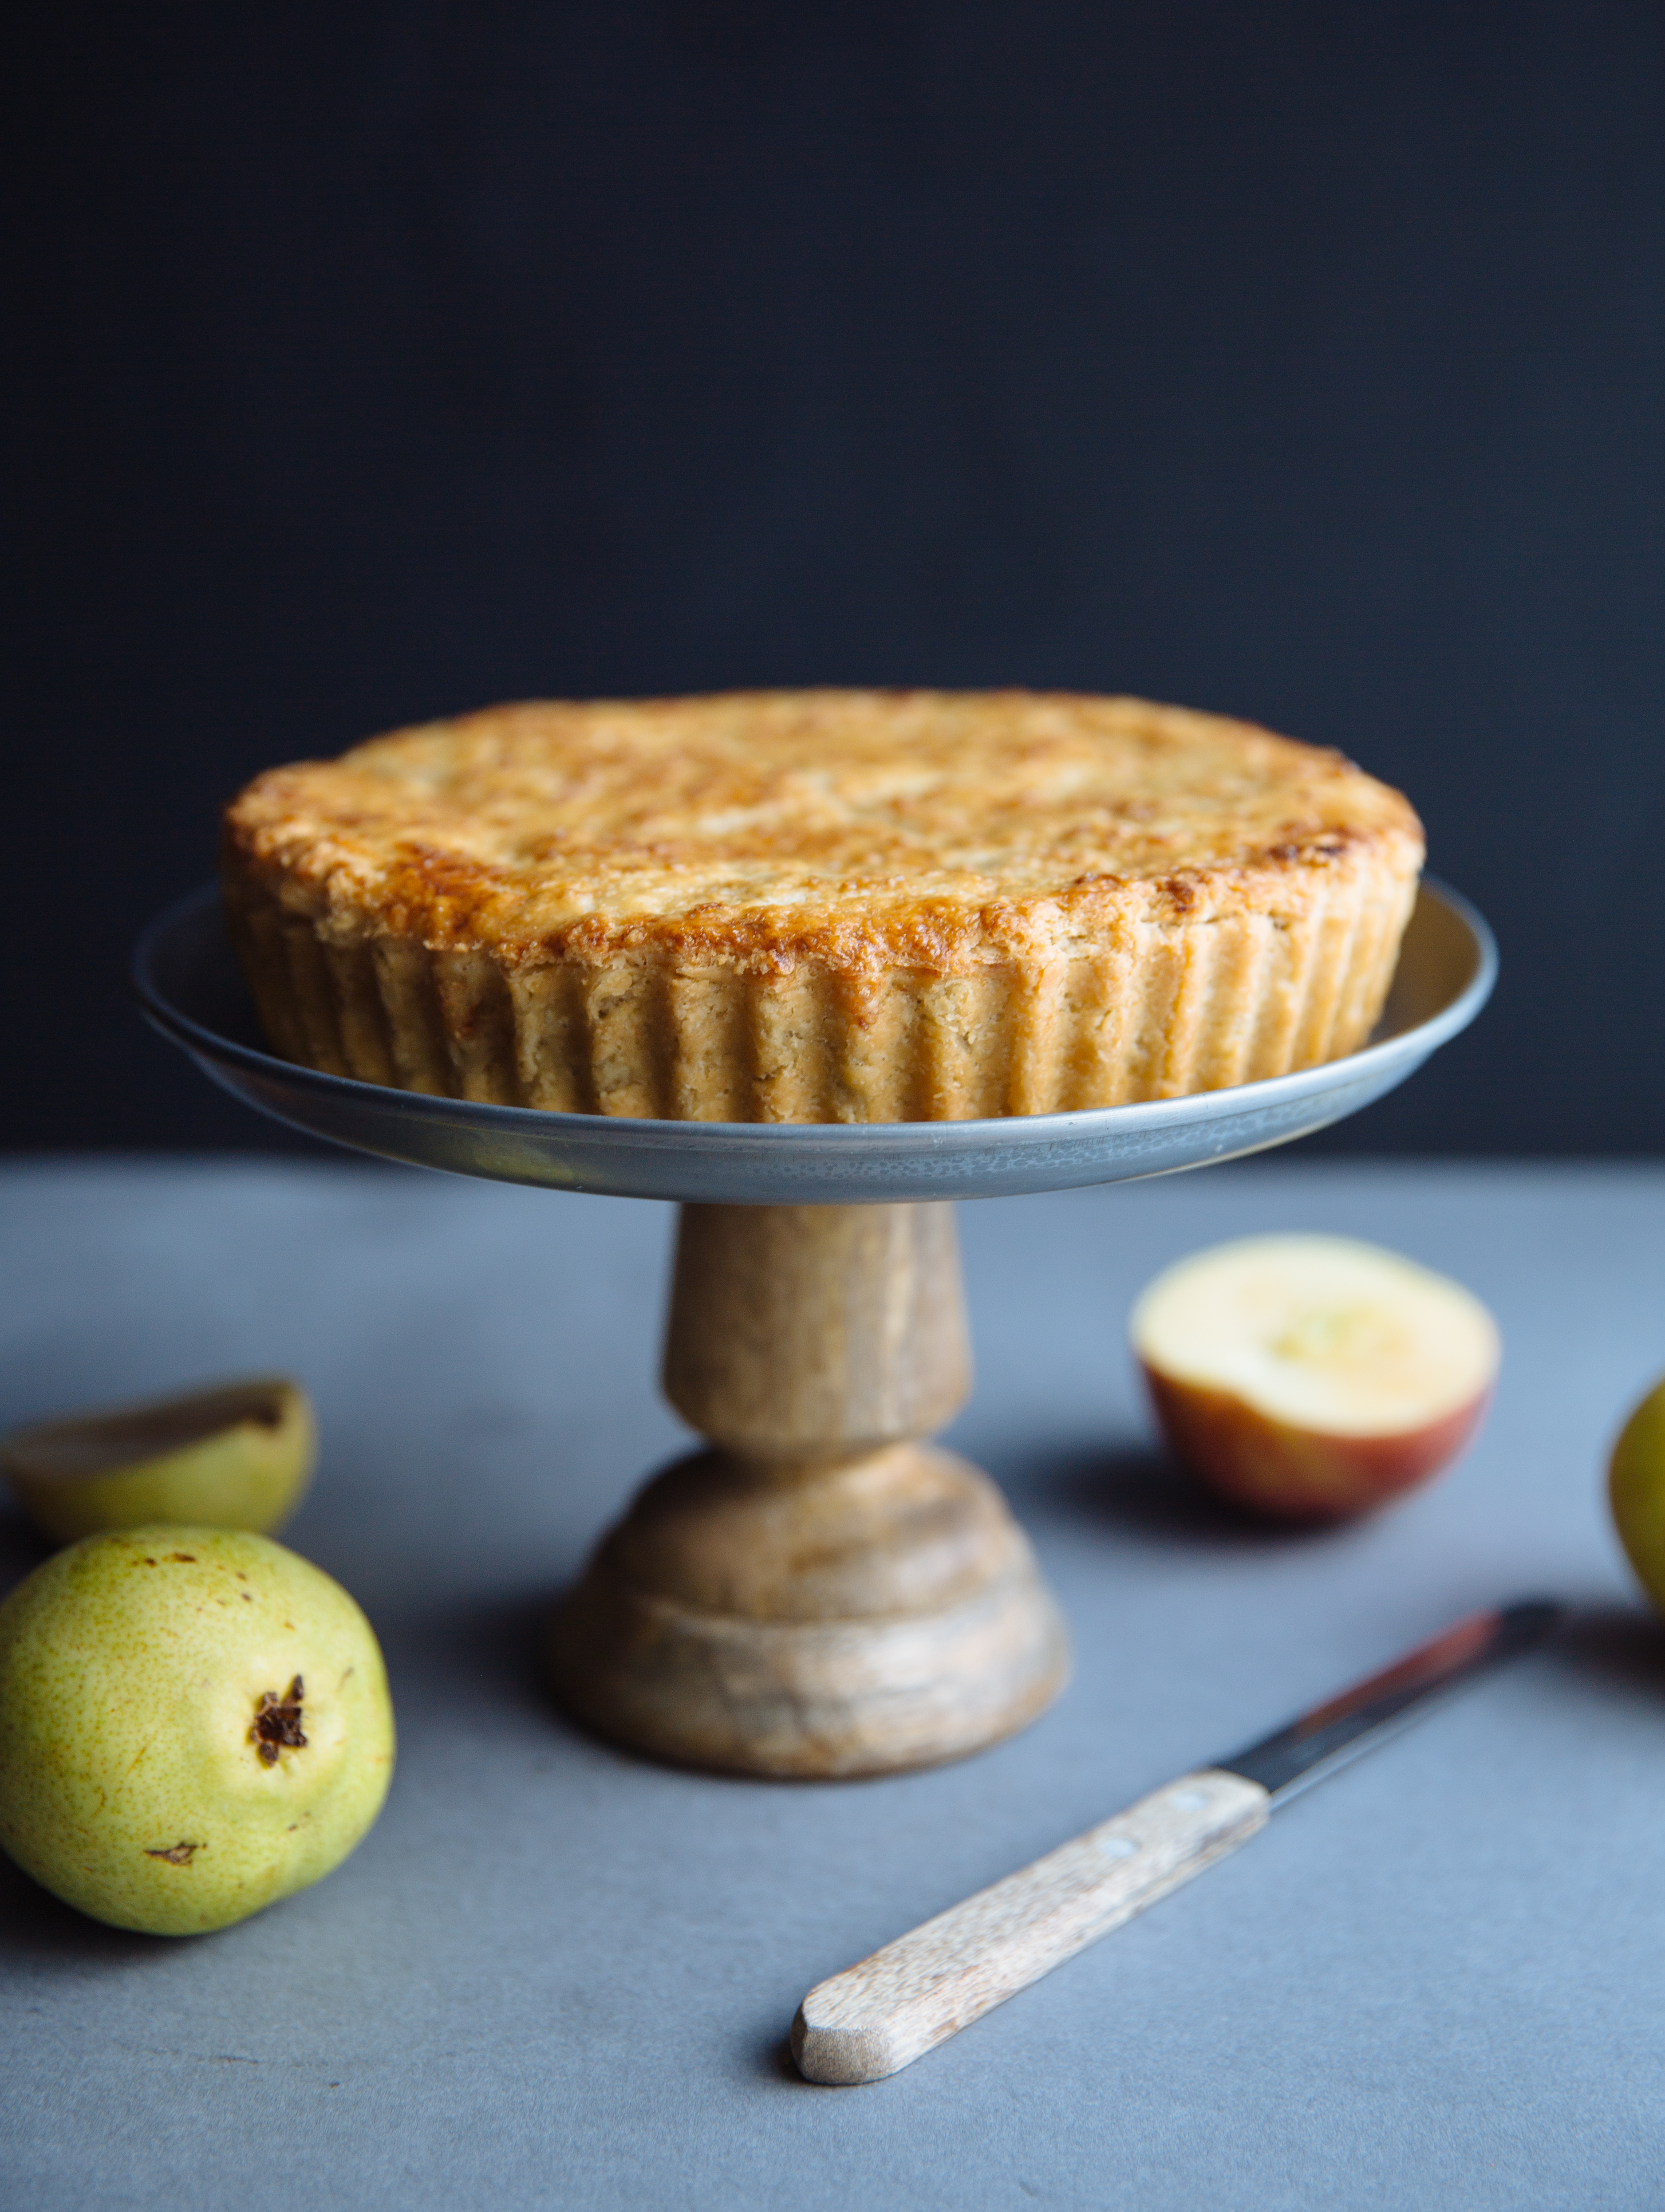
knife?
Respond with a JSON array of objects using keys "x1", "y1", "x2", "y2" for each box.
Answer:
[{"x1": 791, "y1": 1599, "x2": 1561, "y2": 2086}]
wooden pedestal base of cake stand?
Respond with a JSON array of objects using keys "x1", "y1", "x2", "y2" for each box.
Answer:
[{"x1": 546, "y1": 1202, "x2": 1070, "y2": 1777}]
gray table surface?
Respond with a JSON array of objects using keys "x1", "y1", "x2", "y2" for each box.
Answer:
[{"x1": 1, "y1": 1157, "x2": 1663, "y2": 2212}]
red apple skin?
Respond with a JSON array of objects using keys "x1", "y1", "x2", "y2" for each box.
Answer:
[{"x1": 1140, "y1": 1364, "x2": 1493, "y2": 1521}]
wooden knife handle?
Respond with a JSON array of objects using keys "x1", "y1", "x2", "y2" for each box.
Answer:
[{"x1": 791, "y1": 1769, "x2": 1270, "y2": 2085}]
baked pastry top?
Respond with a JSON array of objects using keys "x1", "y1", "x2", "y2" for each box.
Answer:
[{"x1": 223, "y1": 690, "x2": 1424, "y2": 1122}]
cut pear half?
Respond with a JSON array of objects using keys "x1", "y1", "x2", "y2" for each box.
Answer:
[
  {"x1": 1131, "y1": 1235, "x2": 1499, "y2": 1520},
  {"x1": 1, "y1": 1378, "x2": 316, "y2": 1544}
]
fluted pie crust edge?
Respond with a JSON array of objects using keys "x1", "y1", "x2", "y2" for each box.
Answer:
[{"x1": 221, "y1": 691, "x2": 1423, "y2": 1124}]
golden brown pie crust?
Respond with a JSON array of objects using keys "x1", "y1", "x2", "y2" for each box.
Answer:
[{"x1": 221, "y1": 690, "x2": 1424, "y2": 1122}]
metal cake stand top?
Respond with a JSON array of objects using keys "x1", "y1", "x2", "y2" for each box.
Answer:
[{"x1": 134, "y1": 881, "x2": 1494, "y2": 1205}]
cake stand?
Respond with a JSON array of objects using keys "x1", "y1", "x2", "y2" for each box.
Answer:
[{"x1": 134, "y1": 880, "x2": 1495, "y2": 1779}]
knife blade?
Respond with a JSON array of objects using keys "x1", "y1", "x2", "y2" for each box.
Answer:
[{"x1": 791, "y1": 1599, "x2": 1562, "y2": 2086}]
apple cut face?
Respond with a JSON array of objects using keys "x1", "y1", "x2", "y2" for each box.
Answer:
[{"x1": 1131, "y1": 1235, "x2": 1500, "y2": 1520}]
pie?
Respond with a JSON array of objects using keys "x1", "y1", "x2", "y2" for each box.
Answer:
[{"x1": 221, "y1": 690, "x2": 1423, "y2": 1122}]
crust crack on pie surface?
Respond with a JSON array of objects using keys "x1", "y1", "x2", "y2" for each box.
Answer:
[{"x1": 221, "y1": 690, "x2": 1424, "y2": 1124}]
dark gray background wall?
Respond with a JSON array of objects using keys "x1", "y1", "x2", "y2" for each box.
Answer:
[{"x1": 10, "y1": 2, "x2": 1663, "y2": 1152}]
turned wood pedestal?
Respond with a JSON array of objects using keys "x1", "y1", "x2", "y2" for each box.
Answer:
[{"x1": 547, "y1": 1203, "x2": 1071, "y2": 1777}]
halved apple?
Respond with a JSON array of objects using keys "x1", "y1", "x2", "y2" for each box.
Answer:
[
  {"x1": 1131, "y1": 1235, "x2": 1499, "y2": 1520},
  {"x1": 0, "y1": 1378, "x2": 316, "y2": 1544}
]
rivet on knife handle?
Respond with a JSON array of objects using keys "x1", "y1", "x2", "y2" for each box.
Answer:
[
  {"x1": 791, "y1": 1599, "x2": 1562, "y2": 2086},
  {"x1": 792, "y1": 1770, "x2": 1269, "y2": 2086}
]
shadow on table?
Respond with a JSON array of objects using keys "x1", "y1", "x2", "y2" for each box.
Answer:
[
  {"x1": 1552, "y1": 1602, "x2": 1665, "y2": 1703},
  {"x1": 0, "y1": 1507, "x2": 53, "y2": 1599},
  {"x1": 755, "y1": 2033, "x2": 821, "y2": 2088},
  {"x1": 0, "y1": 1850, "x2": 166, "y2": 1965},
  {"x1": 1006, "y1": 1440, "x2": 1316, "y2": 1553},
  {"x1": 381, "y1": 1585, "x2": 563, "y2": 1725}
]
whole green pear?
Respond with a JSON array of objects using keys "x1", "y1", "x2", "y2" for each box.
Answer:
[
  {"x1": 0, "y1": 1527, "x2": 394, "y2": 1934},
  {"x1": 1610, "y1": 1374, "x2": 1665, "y2": 1613}
]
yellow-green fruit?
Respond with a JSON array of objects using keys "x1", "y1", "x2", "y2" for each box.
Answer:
[
  {"x1": 0, "y1": 1527, "x2": 394, "y2": 1934},
  {"x1": 1609, "y1": 1375, "x2": 1665, "y2": 1612},
  {"x1": 0, "y1": 1378, "x2": 315, "y2": 1543}
]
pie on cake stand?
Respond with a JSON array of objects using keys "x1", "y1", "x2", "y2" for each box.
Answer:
[{"x1": 135, "y1": 876, "x2": 1493, "y2": 1778}]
